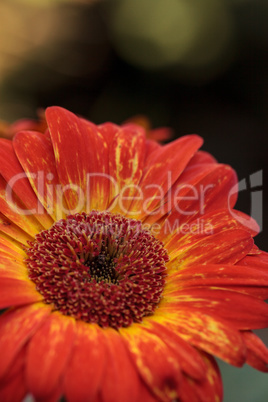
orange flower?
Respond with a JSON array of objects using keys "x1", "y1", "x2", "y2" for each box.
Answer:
[{"x1": 0, "y1": 106, "x2": 267, "y2": 402}]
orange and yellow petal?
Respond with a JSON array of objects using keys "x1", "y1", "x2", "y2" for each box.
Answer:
[
  {"x1": 148, "y1": 309, "x2": 246, "y2": 367},
  {"x1": 0, "y1": 233, "x2": 27, "y2": 260},
  {"x1": 0, "y1": 212, "x2": 33, "y2": 246},
  {"x1": 137, "y1": 319, "x2": 207, "y2": 381},
  {"x1": 178, "y1": 353, "x2": 222, "y2": 402},
  {"x1": 0, "y1": 253, "x2": 28, "y2": 280},
  {"x1": 163, "y1": 209, "x2": 256, "y2": 254},
  {"x1": 63, "y1": 321, "x2": 106, "y2": 401},
  {"x1": 99, "y1": 328, "x2": 141, "y2": 402},
  {"x1": 108, "y1": 124, "x2": 146, "y2": 215},
  {"x1": 165, "y1": 263, "x2": 268, "y2": 299},
  {"x1": 0, "y1": 277, "x2": 43, "y2": 309},
  {"x1": 0, "y1": 175, "x2": 46, "y2": 237},
  {"x1": 167, "y1": 229, "x2": 253, "y2": 271},
  {"x1": 0, "y1": 303, "x2": 51, "y2": 380},
  {"x1": 162, "y1": 288, "x2": 268, "y2": 329},
  {"x1": 120, "y1": 324, "x2": 182, "y2": 401},
  {"x1": 26, "y1": 312, "x2": 75, "y2": 399}
]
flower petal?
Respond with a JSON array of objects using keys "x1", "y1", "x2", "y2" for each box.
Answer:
[
  {"x1": 164, "y1": 209, "x2": 256, "y2": 254},
  {"x1": 187, "y1": 150, "x2": 217, "y2": 165},
  {"x1": 150, "y1": 309, "x2": 246, "y2": 367},
  {"x1": 130, "y1": 135, "x2": 203, "y2": 219},
  {"x1": 156, "y1": 164, "x2": 238, "y2": 237},
  {"x1": 64, "y1": 321, "x2": 105, "y2": 401},
  {"x1": 0, "y1": 276, "x2": 43, "y2": 309},
  {"x1": 0, "y1": 254, "x2": 28, "y2": 280},
  {"x1": 237, "y1": 251, "x2": 268, "y2": 273},
  {"x1": 13, "y1": 131, "x2": 68, "y2": 222},
  {"x1": 100, "y1": 328, "x2": 140, "y2": 402},
  {"x1": 46, "y1": 107, "x2": 110, "y2": 213},
  {"x1": 108, "y1": 124, "x2": 146, "y2": 215},
  {"x1": 0, "y1": 212, "x2": 32, "y2": 245},
  {"x1": 0, "y1": 344, "x2": 26, "y2": 385},
  {"x1": 0, "y1": 139, "x2": 53, "y2": 230},
  {"x1": 137, "y1": 382, "x2": 159, "y2": 402},
  {"x1": 167, "y1": 229, "x2": 253, "y2": 269},
  {"x1": 26, "y1": 312, "x2": 75, "y2": 399},
  {"x1": 145, "y1": 162, "x2": 218, "y2": 226},
  {"x1": 140, "y1": 320, "x2": 207, "y2": 381},
  {"x1": 0, "y1": 303, "x2": 51, "y2": 380},
  {"x1": 163, "y1": 288, "x2": 268, "y2": 329},
  {"x1": 0, "y1": 175, "x2": 44, "y2": 237},
  {"x1": 179, "y1": 353, "x2": 222, "y2": 402},
  {"x1": 241, "y1": 331, "x2": 268, "y2": 372},
  {"x1": 0, "y1": 233, "x2": 27, "y2": 260},
  {"x1": 120, "y1": 324, "x2": 182, "y2": 401},
  {"x1": 166, "y1": 263, "x2": 268, "y2": 299},
  {"x1": 0, "y1": 370, "x2": 26, "y2": 402}
]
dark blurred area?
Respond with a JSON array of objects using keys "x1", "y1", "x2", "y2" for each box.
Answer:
[{"x1": 0, "y1": 0, "x2": 268, "y2": 399}]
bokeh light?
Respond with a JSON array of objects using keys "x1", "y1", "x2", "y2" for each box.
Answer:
[{"x1": 109, "y1": 0, "x2": 234, "y2": 77}]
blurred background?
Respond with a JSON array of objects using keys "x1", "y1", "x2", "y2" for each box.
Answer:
[{"x1": 0, "y1": 0, "x2": 267, "y2": 400}]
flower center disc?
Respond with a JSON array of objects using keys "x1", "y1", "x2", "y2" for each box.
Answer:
[{"x1": 26, "y1": 211, "x2": 169, "y2": 328}]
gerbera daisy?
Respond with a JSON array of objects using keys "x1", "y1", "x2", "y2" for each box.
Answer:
[{"x1": 0, "y1": 106, "x2": 268, "y2": 402}]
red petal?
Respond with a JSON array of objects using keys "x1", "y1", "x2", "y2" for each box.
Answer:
[
  {"x1": 167, "y1": 229, "x2": 253, "y2": 269},
  {"x1": 64, "y1": 322, "x2": 105, "y2": 401},
  {"x1": 156, "y1": 164, "x2": 238, "y2": 236},
  {"x1": 0, "y1": 277, "x2": 43, "y2": 309},
  {"x1": 34, "y1": 385, "x2": 63, "y2": 402},
  {"x1": 230, "y1": 209, "x2": 259, "y2": 236},
  {"x1": 0, "y1": 303, "x2": 51, "y2": 380},
  {"x1": 120, "y1": 325, "x2": 182, "y2": 401},
  {"x1": 137, "y1": 383, "x2": 159, "y2": 402},
  {"x1": 179, "y1": 353, "x2": 223, "y2": 402},
  {"x1": 100, "y1": 328, "x2": 140, "y2": 402},
  {"x1": 141, "y1": 320, "x2": 207, "y2": 381},
  {"x1": 241, "y1": 331, "x2": 268, "y2": 372},
  {"x1": 0, "y1": 139, "x2": 53, "y2": 229},
  {"x1": 165, "y1": 208, "x2": 255, "y2": 254},
  {"x1": 0, "y1": 344, "x2": 26, "y2": 385},
  {"x1": 0, "y1": 370, "x2": 26, "y2": 402},
  {"x1": 151, "y1": 310, "x2": 246, "y2": 366},
  {"x1": 237, "y1": 251, "x2": 268, "y2": 273},
  {"x1": 130, "y1": 135, "x2": 203, "y2": 219},
  {"x1": 166, "y1": 263, "x2": 268, "y2": 299},
  {"x1": 144, "y1": 139, "x2": 161, "y2": 159},
  {"x1": 46, "y1": 107, "x2": 110, "y2": 213},
  {"x1": 13, "y1": 131, "x2": 68, "y2": 221},
  {"x1": 164, "y1": 288, "x2": 268, "y2": 329},
  {"x1": 97, "y1": 122, "x2": 120, "y2": 144},
  {"x1": 26, "y1": 312, "x2": 75, "y2": 399},
  {"x1": 187, "y1": 150, "x2": 217, "y2": 165}
]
